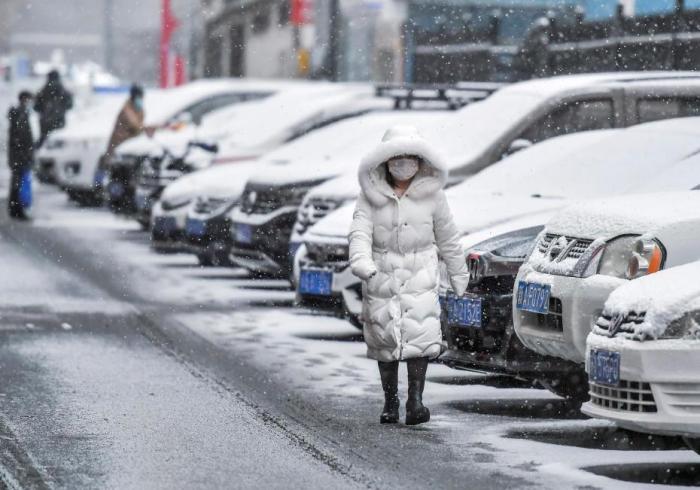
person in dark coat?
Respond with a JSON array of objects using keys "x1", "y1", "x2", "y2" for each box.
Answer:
[
  {"x1": 34, "y1": 70, "x2": 73, "y2": 147},
  {"x1": 7, "y1": 91, "x2": 35, "y2": 220}
]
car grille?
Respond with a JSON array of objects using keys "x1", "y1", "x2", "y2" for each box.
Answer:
[
  {"x1": 194, "y1": 197, "x2": 228, "y2": 215},
  {"x1": 534, "y1": 297, "x2": 564, "y2": 331},
  {"x1": 239, "y1": 185, "x2": 284, "y2": 214},
  {"x1": 305, "y1": 241, "x2": 348, "y2": 264},
  {"x1": 594, "y1": 311, "x2": 646, "y2": 338},
  {"x1": 590, "y1": 379, "x2": 657, "y2": 413},
  {"x1": 294, "y1": 198, "x2": 344, "y2": 236},
  {"x1": 537, "y1": 233, "x2": 594, "y2": 261}
]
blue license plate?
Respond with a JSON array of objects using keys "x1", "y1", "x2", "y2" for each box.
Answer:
[
  {"x1": 186, "y1": 219, "x2": 206, "y2": 237},
  {"x1": 154, "y1": 216, "x2": 176, "y2": 233},
  {"x1": 299, "y1": 269, "x2": 333, "y2": 296},
  {"x1": 108, "y1": 181, "x2": 124, "y2": 197},
  {"x1": 136, "y1": 193, "x2": 149, "y2": 211},
  {"x1": 236, "y1": 224, "x2": 253, "y2": 244},
  {"x1": 447, "y1": 295, "x2": 482, "y2": 327},
  {"x1": 589, "y1": 349, "x2": 620, "y2": 386},
  {"x1": 516, "y1": 281, "x2": 551, "y2": 314}
]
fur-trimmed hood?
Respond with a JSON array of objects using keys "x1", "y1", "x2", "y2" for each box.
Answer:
[{"x1": 358, "y1": 125, "x2": 448, "y2": 206}]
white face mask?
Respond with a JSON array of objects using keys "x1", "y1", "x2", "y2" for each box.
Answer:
[{"x1": 388, "y1": 158, "x2": 419, "y2": 181}]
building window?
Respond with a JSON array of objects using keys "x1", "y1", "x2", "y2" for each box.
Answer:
[{"x1": 252, "y1": 6, "x2": 271, "y2": 33}]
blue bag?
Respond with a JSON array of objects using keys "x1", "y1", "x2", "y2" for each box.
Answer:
[{"x1": 18, "y1": 169, "x2": 32, "y2": 209}]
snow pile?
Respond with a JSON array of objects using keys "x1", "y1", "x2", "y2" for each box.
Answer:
[{"x1": 602, "y1": 260, "x2": 700, "y2": 339}]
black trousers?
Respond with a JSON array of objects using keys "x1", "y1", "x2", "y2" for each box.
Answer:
[{"x1": 8, "y1": 167, "x2": 27, "y2": 218}]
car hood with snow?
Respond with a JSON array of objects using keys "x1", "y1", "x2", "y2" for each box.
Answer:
[
  {"x1": 159, "y1": 162, "x2": 263, "y2": 208},
  {"x1": 597, "y1": 260, "x2": 700, "y2": 341}
]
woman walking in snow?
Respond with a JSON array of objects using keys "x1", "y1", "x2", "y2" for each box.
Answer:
[{"x1": 349, "y1": 126, "x2": 469, "y2": 425}]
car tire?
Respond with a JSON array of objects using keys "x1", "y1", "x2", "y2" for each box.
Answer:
[
  {"x1": 684, "y1": 437, "x2": 700, "y2": 455},
  {"x1": 538, "y1": 369, "x2": 589, "y2": 405}
]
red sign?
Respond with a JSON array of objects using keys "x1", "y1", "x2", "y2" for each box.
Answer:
[{"x1": 291, "y1": 0, "x2": 313, "y2": 26}]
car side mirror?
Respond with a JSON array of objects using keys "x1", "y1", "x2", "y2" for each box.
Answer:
[{"x1": 505, "y1": 138, "x2": 533, "y2": 156}]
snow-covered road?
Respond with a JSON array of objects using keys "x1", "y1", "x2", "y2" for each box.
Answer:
[{"x1": 0, "y1": 186, "x2": 698, "y2": 489}]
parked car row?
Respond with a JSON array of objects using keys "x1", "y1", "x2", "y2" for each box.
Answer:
[{"x1": 43, "y1": 72, "x2": 700, "y2": 454}]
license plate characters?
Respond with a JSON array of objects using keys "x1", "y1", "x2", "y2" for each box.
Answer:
[
  {"x1": 186, "y1": 219, "x2": 206, "y2": 237},
  {"x1": 154, "y1": 216, "x2": 176, "y2": 233},
  {"x1": 589, "y1": 349, "x2": 620, "y2": 386},
  {"x1": 299, "y1": 269, "x2": 333, "y2": 296},
  {"x1": 516, "y1": 281, "x2": 551, "y2": 314},
  {"x1": 447, "y1": 295, "x2": 482, "y2": 327},
  {"x1": 235, "y1": 224, "x2": 253, "y2": 244}
]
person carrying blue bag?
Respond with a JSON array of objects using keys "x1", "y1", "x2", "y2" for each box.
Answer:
[{"x1": 7, "y1": 91, "x2": 34, "y2": 220}]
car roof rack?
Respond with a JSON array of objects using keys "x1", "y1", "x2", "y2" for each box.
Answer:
[{"x1": 375, "y1": 82, "x2": 507, "y2": 110}]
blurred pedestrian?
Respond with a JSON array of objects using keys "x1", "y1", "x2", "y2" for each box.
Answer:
[
  {"x1": 7, "y1": 91, "x2": 35, "y2": 220},
  {"x1": 34, "y1": 70, "x2": 73, "y2": 147},
  {"x1": 103, "y1": 84, "x2": 154, "y2": 162},
  {"x1": 349, "y1": 126, "x2": 469, "y2": 426}
]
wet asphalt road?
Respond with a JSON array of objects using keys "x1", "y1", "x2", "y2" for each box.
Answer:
[
  {"x1": 2, "y1": 187, "x2": 700, "y2": 489},
  {"x1": 0, "y1": 190, "x2": 514, "y2": 489}
]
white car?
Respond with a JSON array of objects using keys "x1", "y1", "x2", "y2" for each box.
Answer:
[
  {"x1": 150, "y1": 87, "x2": 393, "y2": 255},
  {"x1": 582, "y1": 259, "x2": 700, "y2": 455},
  {"x1": 36, "y1": 93, "x2": 126, "y2": 196},
  {"x1": 229, "y1": 109, "x2": 446, "y2": 276},
  {"x1": 151, "y1": 161, "x2": 257, "y2": 253},
  {"x1": 288, "y1": 71, "x2": 700, "y2": 265},
  {"x1": 514, "y1": 191, "x2": 700, "y2": 369}
]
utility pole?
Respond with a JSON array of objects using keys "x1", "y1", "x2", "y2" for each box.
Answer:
[{"x1": 104, "y1": 0, "x2": 114, "y2": 72}]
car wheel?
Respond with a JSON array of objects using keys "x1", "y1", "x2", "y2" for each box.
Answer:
[
  {"x1": 684, "y1": 438, "x2": 700, "y2": 455},
  {"x1": 538, "y1": 369, "x2": 589, "y2": 405}
]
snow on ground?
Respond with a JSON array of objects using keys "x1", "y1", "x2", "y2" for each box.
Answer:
[{"x1": 18, "y1": 186, "x2": 700, "y2": 488}]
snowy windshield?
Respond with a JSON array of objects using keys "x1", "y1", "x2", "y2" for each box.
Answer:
[{"x1": 425, "y1": 91, "x2": 544, "y2": 164}]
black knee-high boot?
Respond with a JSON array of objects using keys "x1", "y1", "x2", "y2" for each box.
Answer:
[
  {"x1": 406, "y1": 357, "x2": 430, "y2": 426},
  {"x1": 378, "y1": 361, "x2": 399, "y2": 424}
]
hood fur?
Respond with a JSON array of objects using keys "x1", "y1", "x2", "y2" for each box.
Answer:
[{"x1": 358, "y1": 125, "x2": 448, "y2": 206}]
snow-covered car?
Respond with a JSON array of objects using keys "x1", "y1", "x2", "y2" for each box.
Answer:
[
  {"x1": 104, "y1": 79, "x2": 279, "y2": 216},
  {"x1": 153, "y1": 86, "x2": 395, "y2": 260},
  {"x1": 228, "y1": 109, "x2": 449, "y2": 277},
  {"x1": 514, "y1": 190, "x2": 700, "y2": 378},
  {"x1": 36, "y1": 93, "x2": 126, "y2": 197},
  {"x1": 289, "y1": 71, "x2": 700, "y2": 273},
  {"x1": 581, "y1": 260, "x2": 700, "y2": 454}
]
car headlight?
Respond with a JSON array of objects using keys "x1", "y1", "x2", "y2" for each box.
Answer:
[
  {"x1": 597, "y1": 236, "x2": 664, "y2": 280},
  {"x1": 660, "y1": 310, "x2": 700, "y2": 340}
]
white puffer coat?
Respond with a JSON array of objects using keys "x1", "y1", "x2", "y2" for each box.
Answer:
[{"x1": 348, "y1": 126, "x2": 469, "y2": 362}]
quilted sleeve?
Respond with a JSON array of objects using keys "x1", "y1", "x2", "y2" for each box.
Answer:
[
  {"x1": 433, "y1": 191, "x2": 469, "y2": 296},
  {"x1": 348, "y1": 193, "x2": 377, "y2": 281}
]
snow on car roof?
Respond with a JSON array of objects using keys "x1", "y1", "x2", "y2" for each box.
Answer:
[
  {"x1": 602, "y1": 259, "x2": 700, "y2": 340},
  {"x1": 546, "y1": 191, "x2": 700, "y2": 239},
  {"x1": 246, "y1": 110, "x2": 452, "y2": 186},
  {"x1": 435, "y1": 71, "x2": 700, "y2": 170},
  {"x1": 142, "y1": 78, "x2": 295, "y2": 126},
  {"x1": 453, "y1": 117, "x2": 700, "y2": 200},
  {"x1": 212, "y1": 84, "x2": 382, "y2": 155}
]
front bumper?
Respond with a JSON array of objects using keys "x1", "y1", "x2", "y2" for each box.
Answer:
[
  {"x1": 184, "y1": 215, "x2": 231, "y2": 254},
  {"x1": 440, "y1": 280, "x2": 577, "y2": 376},
  {"x1": 582, "y1": 334, "x2": 700, "y2": 437},
  {"x1": 296, "y1": 257, "x2": 355, "y2": 312},
  {"x1": 513, "y1": 269, "x2": 626, "y2": 364},
  {"x1": 150, "y1": 201, "x2": 191, "y2": 252},
  {"x1": 230, "y1": 210, "x2": 298, "y2": 275}
]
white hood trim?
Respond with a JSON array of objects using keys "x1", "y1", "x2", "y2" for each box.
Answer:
[{"x1": 358, "y1": 126, "x2": 448, "y2": 206}]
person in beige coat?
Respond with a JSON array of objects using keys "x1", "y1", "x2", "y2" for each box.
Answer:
[{"x1": 349, "y1": 125, "x2": 469, "y2": 425}]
